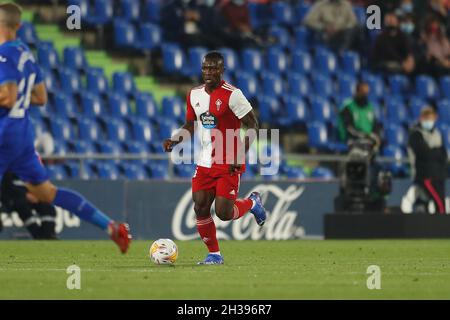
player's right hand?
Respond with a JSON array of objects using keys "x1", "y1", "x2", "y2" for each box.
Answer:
[{"x1": 163, "y1": 139, "x2": 177, "y2": 152}]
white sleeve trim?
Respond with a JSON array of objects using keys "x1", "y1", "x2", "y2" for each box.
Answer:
[{"x1": 229, "y1": 89, "x2": 252, "y2": 119}]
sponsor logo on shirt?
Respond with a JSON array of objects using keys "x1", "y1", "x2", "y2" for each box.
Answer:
[{"x1": 200, "y1": 111, "x2": 217, "y2": 129}]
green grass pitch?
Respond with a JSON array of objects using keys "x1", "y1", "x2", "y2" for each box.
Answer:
[{"x1": 0, "y1": 240, "x2": 449, "y2": 299}]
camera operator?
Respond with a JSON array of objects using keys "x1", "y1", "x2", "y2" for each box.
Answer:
[
  {"x1": 337, "y1": 81, "x2": 382, "y2": 150},
  {"x1": 407, "y1": 107, "x2": 447, "y2": 214}
]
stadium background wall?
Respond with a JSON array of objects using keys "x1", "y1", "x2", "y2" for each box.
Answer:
[{"x1": 1, "y1": 180, "x2": 449, "y2": 240}]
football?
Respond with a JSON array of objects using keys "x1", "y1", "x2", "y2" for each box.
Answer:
[{"x1": 149, "y1": 239, "x2": 178, "y2": 265}]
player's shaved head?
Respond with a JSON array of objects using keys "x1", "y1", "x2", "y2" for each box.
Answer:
[
  {"x1": 0, "y1": 2, "x2": 22, "y2": 29},
  {"x1": 203, "y1": 51, "x2": 224, "y2": 67}
]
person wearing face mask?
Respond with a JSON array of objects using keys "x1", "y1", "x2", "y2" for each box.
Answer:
[
  {"x1": 337, "y1": 81, "x2": 381, "y2": 149},
  {"x1": 420, "y1": 15, "x2": 450, "y2": 77},
  {"x1": 372, "y1": 12, "x2": 416, "y2": 74},
  {"x1": 407, "y1": 107, "x2": 447, "y2": 214}
]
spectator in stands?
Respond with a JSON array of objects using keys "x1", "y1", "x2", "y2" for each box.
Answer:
[
  {"x1": 303, "y1": 0, "x2": 362, "y2": 53},
  {"x1": 420, "y1": 15, "x2": 450, "y2": 77},
  {"x1": 337, "y1": 81, "x2": 381, "y2": 150},
  {"x1": 371, "y1": 12, "x2": 416, "y2": 74},
  {"x1": 427, "y1": 0, "x2": 450, "y2": 32},
  {"x1": 407, "y1": 107, "x2": 447, "y2": 214}
]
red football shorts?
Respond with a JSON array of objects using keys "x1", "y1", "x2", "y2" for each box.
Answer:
[{"x1": 192, "y1": 165, "x2": 241, "y2": 200}]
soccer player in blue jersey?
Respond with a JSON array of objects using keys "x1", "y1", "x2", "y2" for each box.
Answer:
[{"x1": 0, "y1": 3, "x2": 131, "y2": 253}]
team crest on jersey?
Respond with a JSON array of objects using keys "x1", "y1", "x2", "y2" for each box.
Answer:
[{"x1": 215, "y1": 99, "x2": 222, "y2": 111}]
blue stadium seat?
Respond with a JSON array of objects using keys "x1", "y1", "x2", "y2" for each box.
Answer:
[
  {"x1": 112, "y1": 72, "x2": 136, "y2": 97},
  {"x1": 158, "y1": 119, "x2": 179, "y2": 140},
  {"x1": 72, "y1": 140, "x2": 97, "y2": 155},
  {"x1": 311, "y1": 96, "x2": 335, "y2": 124},
  {"x1": 248, "y1": 2, "x2": 271, "y2": 29},
  {"x1": 68, "y1": 0, "x2": 89, "y2": 19},
  {"x1": 283, "y1": 95, "x2": 309, "y2": 125},
  {"x1": 162, "y1": 96, "x2": 184, "y2": 121},
  {"x1": 41, "y1": 69, "x2": 58, "y2": 94},
  {"x1": 50, "y1": 117, "x2": 75, "y2": 141},
  {"x1": 81, "y1": 92, "x2": 105, "y2": 118},
  {"x1": 124, "y1": 141, "x2": 149, "y2": 154},
  {"x1": 295, "y1": 3, "x2": 311, "y2": 23},
  {"x1": 257, "y1": 95, "x2": 280, "y2": 123},
  {"x1": 307, "y1": 121, "x2": 328, "y2": 148},
  {"x1": 261, "y1": 72, "x2": 284, "y2": 97},
  {"x1": 105, "y1": 118, "x2": 131, "y2": 142},
  {"x1": 439, "y1": 124, "x2": 450, "y2": 147},
  {"x1": 77, "y1": 118, "x2": 104, "y2": 142},
  {"x1": 64, "y1": 162, "x2": 96, "y2": 179},
  {"x1": 383, "y1": 145, "x2": 407, "y2": 176},
  {"x1": 144, "y1": 0, "x2": 161, "y2": 23},
  {"x1": 120, "y1": 0, "x2": 140, "y2": 21},
  {"x1": 63, "y1": 47, "x2": 87, "y2": 71},
  {"x1": 283, "y1": 166, "x2": 307, "y2": 179},
  {"x1": 311, "y1": 167, "x2": 335, "y2": 180},
  {"x1": 135, "y1": 92, "x2": 158, "y2": 119},
  {"x1": 386, "y1": 97, "x2": 409, "y2": 124},
  {"x1": 175, "y1": 164, "x2": 196, "y2": 178},
  {"x1": 96, "y1": 162, "x2": 120, "y2": 179},
  {"x1": 268, "y1": 26, "x2": 290, "y2": 49},
  {"x1": 52, "y1": 140, "x2": 69, "y2": 156},
  {"x1": 314, "y1": 50, "x2": 338, "y2": 75},
  {"x1": 121, "y1": 163, "x2": 148, "y2": 180},
  {"x1": 235, "y1": 71, "x2": 258, "y2": 100},
  {"x1": 312, "y1": 74, "x2": 334, "y2": 98},
  {"x1": 416, "y1": 75, "x2": 439, "y2": 100},
  {"x1": 114, "y1": 19, "x2": 136, "y2": 48},
  {"x1": 341, "y1": 51, "x2": 361, "y2": 76},
  {"x1": 338, "y1": 75, "x2": 357, "y2": 99},
  {"x1": 292, "y1": 49, "x2": 312, "y2": 74},
  {"x1": 162, "y1": 43, "x2": 186, "y2": 73},
  {"x1": 147, "y1": 161, "x2": 169, "y2": 179},
  {"x1": 37, "y1": 45, "x2": 60, "y2": 70},
  {"x1": 98, "y1": 140, "x2": 123, "y2": 155},
  {"x1": 185, "y1": 47, "x2": 208, "y2": 77},
  {"x1": 353, "y1": 6, "x2": 366, "y2": 25},
  {"x1": 86, "y1": 68, "x2": 109, "y2": 95},
  {"x1": 86, "y1": 0, "x2": 113, "y2": 25},
  {"x1": 389, "y1": 74, "x2": 410, "y2": 95},
  {"x1": 385, "y1": 124, "x2": 407, "y2": 146},
  {"x1": 362, "y1": 73, "x2": 385, "y2": 102},
  {"x1": 219, "y1": 47, "x2": 239, "y2": 73},
  {"x1": 266, "y1": 47, "x2": 288, "y2": 74},
  {"x1": 294, "y1": 26, "x2": 311, "y2": 49},
  {"x1": 409, "y1": 96, "x2": 426, "y2": 120},
  {"x1": 108, "y1": 93, "x2": 130, "y2": 118},
  {"x1": 130, "y1": 118, "x2": 155, "y2": 143},
  {"x1": 287, "y1": 73, "x2": 311, "y2": 98},
  {"x1": 241, "y1": 48, "x2": 263, "y2": 73},
  {"x1": 440, "y1": 76, "x2": 450, "y2": 99},
  {"x1": 272, "y1": 2, "x2": 294, "y2": 26},
  {"x1": 17, "y1": 22, "x2": 37, "y2": 46},
  {"x1": 53, "y1": 92, "x2": 78, "y2": 119},
  {"x1": 59, "y1": 68, "x2": 82, "y2": 94},
  {"x1": 137, "y1": 23, "x2": 161, "y2": 50},
  {"x1": 437, "y1": 99, "x2": 450, "y2": 123},
  {"x1": 46, "y1": 165, "x2": 67, "y2": 180}
]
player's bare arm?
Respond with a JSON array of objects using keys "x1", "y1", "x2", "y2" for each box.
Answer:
[
  {"x1": 0, "y1": 82, "x2": 18, "y2": 108},
  {"x1": 163, "y1": 120, "x2": 195, "y2": 152},
  {"x1": 30, "y1": 82, "x2": 47, "y2": 106}
]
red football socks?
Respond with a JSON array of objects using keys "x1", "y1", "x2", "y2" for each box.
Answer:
[
  {"x1": 196, "y1": 216, "x2": 220, "y2": 253},
  {"x1": 232, "y1": 198, "x2": 253, "y2": 220}
]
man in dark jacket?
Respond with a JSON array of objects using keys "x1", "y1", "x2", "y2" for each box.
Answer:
[{"x1": 407, "y1": 107, "x2": 448, "y2": 214}]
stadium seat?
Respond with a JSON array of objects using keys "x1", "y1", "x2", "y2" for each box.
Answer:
[
  {"x1": 124, "y1": 141, "x2": 149, "y2": 154},
  {"x1": 37, "y1": 45, "x2": 60, "y2": 70},
  {"x1": 121, "y1": 163, "x2": 148, "y2": 180},
  {"x1": 312, "y1": 74, "x2": 334, "y2": 98},
  {"x1": 416, "y1": 75, "x2": 439, "y2": 100},
  {"x1": 261, "y1": 72, "x2": 284, "y2": 97},
  {"x1": 120, "y1": 0, "x2": 140, "y2": 21},
  {"x1": 175, "y1": 164, "x2": 196, "y2": 178},
  {"x1": 72, "y1": 140, "x2": 97, "y2": 155},
  {"x1": 41, "y1": 69, "x2": 58, "y2": 94},
  {"x1": 147, "y1": 161, "x2": 169, "y2": 179},
  {"x1": 295, "y1": 3, "x2": 311, "y2": 23},
  {"x1": 386, "y1": 97, "x2": 409, "y2": 124},
  {"x1": 105, "y1": 118, "x2": 131, "y2": 142},
  {"x1": 257, "y1": 95, "x2": 280, "y2": 123},
  {"x1": 137, "y1": 23, "x2": 162, "y2": 50},
  {"x1": 235, "y1": 71, "x2": 258, "y2": 100},
  {"x1": 385, "y1": 124, "x2": 407, "y2": 146},
  {"x1": 114, "y1": 19, "x2": 136, "y2": 49},
  {"x1": 284, "y1": 166, "x2": 307, "y2": 179},
  {"x1": 341, "y1": 51, "x2": 361, "y2": 76},
  {"x1": 241, "y1": 48, "x2": 263, "y2": 73},
  {"x1": 17, "y1": 22, "x2": 37, "y2": 46},
  {"x1": 135, "y1": 92, "x2": 158, "y2": 119},
  {"x1": 98, "y1": 140, "x2": 123, "y2": 155},
  {"x1": 287, "y1": 73, "x2": 311, "y2": 98},
  {"x1": 219, "y1": 47, "x2": 239, "y2": 73},
  {"x1": 130, "y1": 118, "x2": 155, "y2": 143},
  {"x1": 185, "y1": 47, "x2": 208, "y2": 77},
  {"x1": 283, "y1": 95, "x2": 309, "y2": 125},
  {"x1": 63, "y1": 47, "x2": 87, "y2": 72},
  {"x1": 59, "y1": 68, "x2": 82, "y2": 94},
  {"x1": 162, "y1": 43, "x2": 185, "y2": 73},
  {"x1": 86, "y1": 68, "x2": 109, "y2": 95},
  {"x1": 96, "y1": 162, "x2": 120, "y2": 179},
  {"x1": 248, "y1": 2, "x2": 271, "y2": 29},
  {"x1": 311, "y1": 96, "x2": 335, "y2": 124},
  {"x1": 439, "y1": 124, "x2": 450, "y2": 147},
  {"x1": 112, "y1": 72, "x2": 136, "y2": 97},
  {"x1": 77, "y1": 118, "x2": 104, "y2": 142},
  {"x1": 144, "y1": 0, "x2": 161, "y2": 23},
  {"x1": 107, "y1": 93, "x2": 130, "y2": 118},
  {"x1": 353, "y1": 6, "x2": 366, "y2": 25},
  {"x1": 64, "y1": 162, "x2": 96, "y2": 180},
  {"x1": 46, "y1": 165, "x2": 67, "y2": 180},
  {"x1": 314, "y1": 50, "x2": 338, "y2": 75},
  {"x1": 266, "y1": 47, "x2": 288, "y2": 74},
  {"x1": 81, "y1": 92, "x2": 105, "y2": 118},
  {"x1": 338, "y1": 75, "x2": 357, "y2": 99},
  {"x1": 409, "y1": 96, "x2": 426, "y2": 120},
  {"x1": 307, "y1": 121, "x2": 328, "y2": 149},
  {"x1": 268, "y1": 26, "x2": 290, "y2": 49},
  {"x1": 437, "y1": 99, "x2": 450, "y2": 123},
  {"x1": 311, "y1": 167, "x2": 335, "y2": 180},
  {"x1": 272, "y1": 2, "x2": 294, "y2": 26},
  {"x1": 362, "y1": 73, "x2": 385, "y2": 102},
  {"x1": 50, "y1": 117, "x2": 75, "y2": 141},
  {"x1": 53, "y1": 92, "x2": 78, "y2": 119},
  {"x1": 383, "y1": 145, "x2": 407, "y2": 176},
  {"x1": 293, "y1": 26, "x2": 311, "y2": 49},
  {"x1": 86, "y1": 0, "x2": 113, "y2": 25},
  {"x1": 440, "y1": 76, "x2": 450, "y2": 99},
  {"x1": 292, "y1": 49, "x2": 312, "y2": 74},
  {"x1": 158, "y1": 119, "x2": 180, "y2": 140},
  {"x1": 389, "y1": 74, "x2": 410, "y2": 95},
  {"x1": 162, "y1": 96, "x2": 184, "y2": 121}
]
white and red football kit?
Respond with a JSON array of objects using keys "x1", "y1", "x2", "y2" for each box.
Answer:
[{"x1": 186, "y1": 80, "x2": 253, "y2": 200}]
